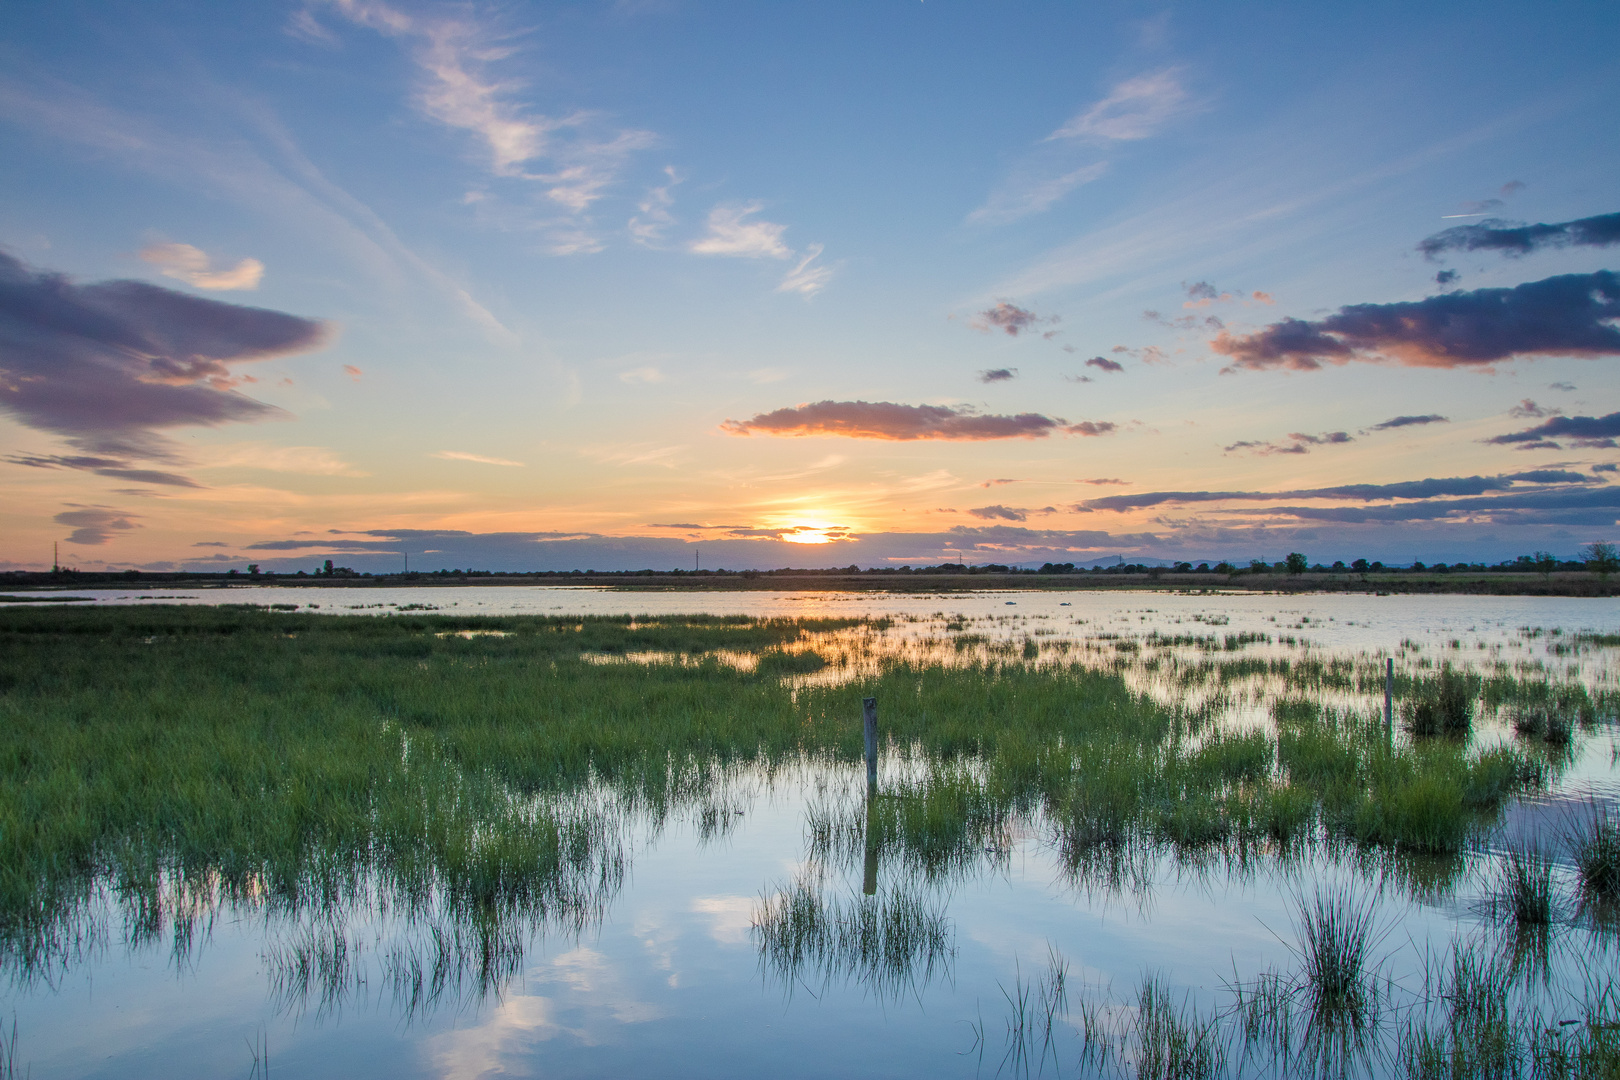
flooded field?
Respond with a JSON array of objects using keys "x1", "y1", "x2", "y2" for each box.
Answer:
[{"x1": 1, "y1": 591, "x2": 1617, "y2": 1078}]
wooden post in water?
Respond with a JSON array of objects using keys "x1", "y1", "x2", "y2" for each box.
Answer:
[{"x1": 1384, "y1": 657, "x2": 1394, "y2": 742}]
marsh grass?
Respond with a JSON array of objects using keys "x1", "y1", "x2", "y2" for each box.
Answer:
[
  {"x1": 1569, "y1": 808, "x2": 1620, "y2": 902},
  {"x1": 1490, "y1": 847, "x2": 1556, "y2": 928},
  {"x1": 0, "y1": 603, "x2": 1597, "y2": 1040},
  {"x1": 1401, "y1": 666, "x2": 1477, "y2": 738}
]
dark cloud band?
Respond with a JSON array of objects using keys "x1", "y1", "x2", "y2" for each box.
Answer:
[
  {"x1": 1418, "y1": 212, "x2": 1620, "y2": 259},
  {"x1": 1487, "y1": 410, "x2": 1620, "y2": 449},
  {"x1": 0, "y1": 250, "x2": 330, "y2": 462},
  {"x1": 1080, "y1": 471, "x2": 1593, "y2": 512},
  {"x1": 1212, "y1": 271, "x2": 1620, "y2": 371}
]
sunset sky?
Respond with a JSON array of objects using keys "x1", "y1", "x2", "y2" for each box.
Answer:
[{"x1": 3, "y1": 1, "x2": 1618, "y2": 572}]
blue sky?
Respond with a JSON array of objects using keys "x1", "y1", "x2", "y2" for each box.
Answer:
[{"x1": 2, "y1": 1, "x2": 1617, "y2": 571}]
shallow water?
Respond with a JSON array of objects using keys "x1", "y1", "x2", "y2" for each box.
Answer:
[{"x1": 4, "y1": 589, "x2": 1619, "y2": 1077}]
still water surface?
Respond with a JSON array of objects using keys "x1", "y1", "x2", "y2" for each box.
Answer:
[{"x1": 5, "y1": 588, "x2": 1618, "y2": 1077}]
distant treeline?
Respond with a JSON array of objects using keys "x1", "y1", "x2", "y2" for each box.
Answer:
[{"x1": 6, "y1": 544, "x2": 1616, "y2": 587}]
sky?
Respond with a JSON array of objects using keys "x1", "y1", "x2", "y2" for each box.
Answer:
[{"x1": 2, "y1": 0, "x2": 1618, "y2": 573}]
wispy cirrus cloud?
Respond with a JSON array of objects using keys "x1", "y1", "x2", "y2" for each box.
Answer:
[
  {"x1": 1047, "y1": 70, "x2": 1190, "y2": 142},
  {"x1": 1418, "y1": 211, "x2": 1620, "y2": 259},
  {"x1": 689, "y1": 203, "x2": 790, "y2": 258},
  {"x1": 1213, "y1": 272, "x2": 1620, "y2": 371},
  {"x1": 314, "y1": 0, "x2": 655, "y2": 252},
  {"x1": 777, "y1": 244, "x2": 834, "y2": 296},
  {"x1": 628, "y1": 166, "x2": 681, "y2": 245},
  {"x1": 202, "y1": 443, "x2": 366, "y2": 476},
  {"x1": 689, "y1": 204, "x2": 834, "y2": 295},
  {"x1": 967, "y1": 70, "x2": 1190, "y2": 226},
  {"x1": 0, "y1": 250, "x2": 330, "y2": 475},
  {"x1": 432, "y1": 450, "x2": 525, "y2": 467},
  {"x1": 721, "y1": 400, "x2": 1103, "y2": 441},
  {"x1": 140, "y1": 243, "x2": 264, "y2": 290},
  {"x1": 966, "y1": 162, "x2": 1109, "y2": 227}
]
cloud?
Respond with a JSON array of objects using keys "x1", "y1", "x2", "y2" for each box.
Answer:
[
  {"x1": 966, "y1": 71, "x2": 1189, "y2": 227},
  {"x1": 971, "y1": 301, "x2": 1056, "y2": 336},
  {"x1": 1418, "y1": 211, "x2": 1620, "y2": 259},
  {"x1": 7, "y1": 453, "x2": 202, "y2": 487},
  {"x1": 1066, "y1": 421, "x2": 1117, "y2": 437},
  {"x1": 1048, "y1": 70, "x2": 1189, "y2": 142},
  {"x1": 139, "y1": 243, "x2": 264, "y2": 290},
  {"x1": 201, "y1": 443, "x2": 366, "y2": 476},
  {"x1": 1370, "y1": 414, "x2": 1448, "y2": 431},
  {"x1": 1224, "y1": 431, "x2": 1352, "y2": 456},
  {"x1": 1212, "y1": 271, "x2": 1620, "y2": 371},
  {"x1": 1080, "y1": 471, "x2": 1594, "y2": 512},
  {"x1": 0, "y1": 250, "x2": 331, "y2": 465},
  {"x1": 689, "y1": 203, "x2": 790, "y2": 258},
  {"x1": 979, "y1": 368, "x2": 1018, "y2": 383},
  {"x1": 1085, "y1": 356, "x2": 1124, "y2": 373},
  {"x1": 343, "y1": 364, "x2": 363, "y2": 381},
  {"x1": 1595, "y1": 463, "x2": 1618, "y2": 474},
  {"x1": 778, "y1": 243, "x2": 834, "y2": 296},
  {"x1": 965, "y1": 162, "x2": 1109, "y2": 226},
  {"x1": 55, "y1": 506, "x2": 138, "y2": 545},
  {"x1": 980, "y1": 478, "x2": 1018, "y2": 488},
  {"x1": 319, "y1": 0, "x2": 654, "y2": 246},
  {"x1": 1081, "y1": 477, "x2": 1126, "y2": 485},
  {"x1": 432, "y1": 450, "x2": 525, "y2": 466},
  {"x1": 1509, "y1": 399, "x2": 1557, "y2": 419},
  {"x1": 1435, "y1": 269, "x2": 1459, "y2": 287},
  {"x1": 618, "y1": 366, "x2": 667, "y2": 384},
  {"x1": 720, "y1": 400, "x2": 1069, "y2": 441},
  {"x1": 628, "y1": 165, "x2": 681, "y2": 245},
  {"x1": 1548, "y1": 382, "x2": 1577, "y2": 392},
  {"x1": 1486, "y1": 410, "x2": 1620, "y2": 449},
  {"x1": 969, "y1": 505, "x2": 1026, "y2": 522}
]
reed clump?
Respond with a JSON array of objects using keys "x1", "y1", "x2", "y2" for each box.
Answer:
[
  {"x1": 1570, "y1": 809, "x2": 1620, "y2": 901},
  {"x1": 1401, "y1": 665, "x2": 1476, "y2": 737},
  {"x1": 1491, "y1": 846, "x2": 1555, "y2": 927}
]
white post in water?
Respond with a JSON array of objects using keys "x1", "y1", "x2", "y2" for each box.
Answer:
[
  {"x1": 863, "y1": 696, "x2": 878, "y2": 790},
  {"x1": 1384, "y1": 657, "x2": 1394, "y2": 739}
]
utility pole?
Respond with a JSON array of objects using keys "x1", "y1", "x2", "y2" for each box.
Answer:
[
  {"x1": 53, "y1": 541, "x2": 59, "y2": 573},
  {"x1": 695, "y1": 549, "x2": 700, "y2": 572}
]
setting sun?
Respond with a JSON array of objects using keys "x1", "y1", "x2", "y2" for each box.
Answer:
[{"x1": 776, "y1": 518, "x2": 848, "y2": 544}]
